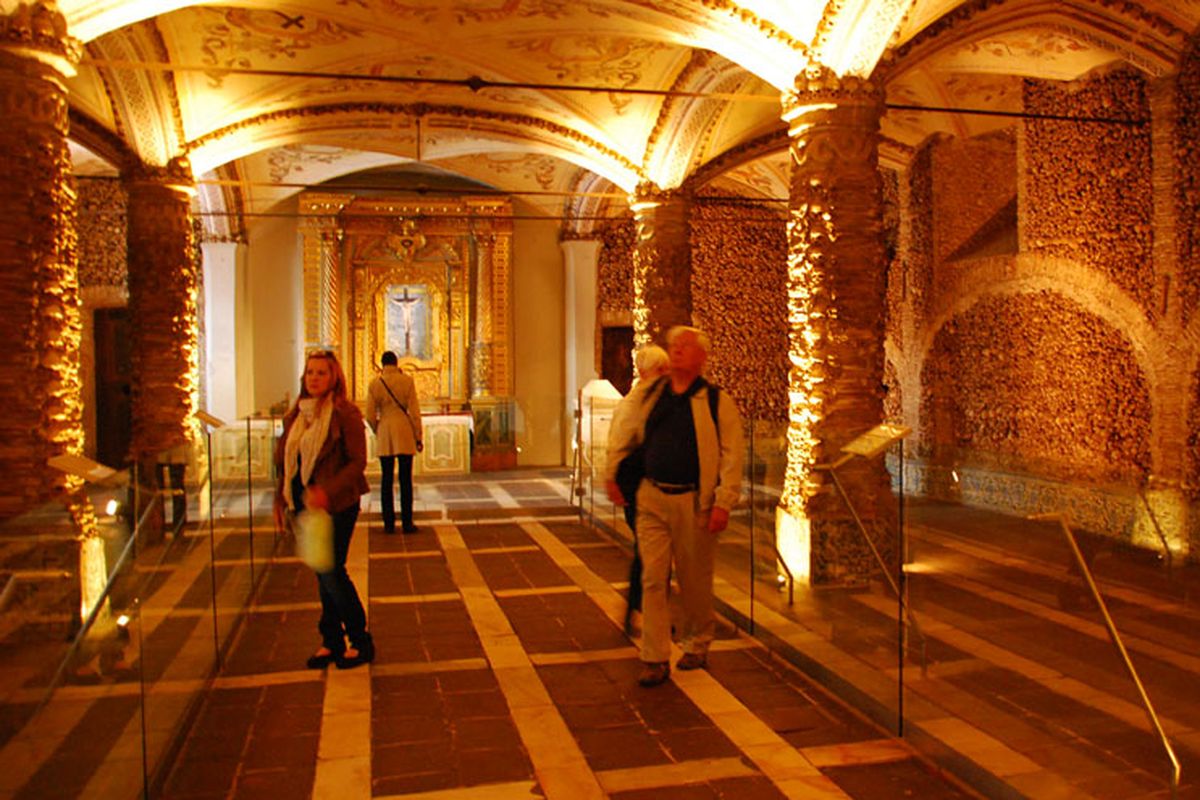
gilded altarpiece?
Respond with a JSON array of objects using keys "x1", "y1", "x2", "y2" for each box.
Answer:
[{"x1": 299, "y1": 193, "x2": 515, "y2": 471}]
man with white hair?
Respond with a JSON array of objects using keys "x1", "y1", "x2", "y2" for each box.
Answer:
[{"x1": 606, "y1": 326, "x2": 744, "y2": 687}]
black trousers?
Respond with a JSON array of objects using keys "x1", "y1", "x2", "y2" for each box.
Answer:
[
  {"x1": 379, "y1": 454, "x2": 415, "y2": 530},
  {"x1": 623, "y1": 498, "x2": 643, "y2": 615}
]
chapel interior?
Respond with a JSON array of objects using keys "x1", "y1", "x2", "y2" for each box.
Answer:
[{"x1": 3, "y1": 0, "x2": 1200, "y2": 797}]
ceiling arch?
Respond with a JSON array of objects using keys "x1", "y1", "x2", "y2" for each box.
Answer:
[
  {"x1": 51, "y1": 0, "x2": 1200, "y2": 236},
  {"x1": 184, "y1": 101, "x2": 645, "y2": 188}
]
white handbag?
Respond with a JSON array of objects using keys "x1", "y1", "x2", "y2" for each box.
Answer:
[{"x1": 294, "y1": 508, "x2": 335, "y2": 573}]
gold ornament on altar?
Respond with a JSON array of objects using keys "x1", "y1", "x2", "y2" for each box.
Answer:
[{"x1": 386, "y1": 221, "x2": 426, "y2": 262}]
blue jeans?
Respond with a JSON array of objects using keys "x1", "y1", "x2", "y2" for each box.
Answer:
[{"x1": 315, "y1": 504, "x2": 369, "y2": 652}]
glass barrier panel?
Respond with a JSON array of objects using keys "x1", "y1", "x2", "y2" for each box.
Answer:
[
  {"x1": 900, "y1": 460, "x2": 1182, "y2": 797},
  {"x1": 128, "y1": 449, "x2": 213, "y2": 798},
  {"x1": 705, "y1": 418, "x2": 910, "y2": 736},
  {"x1": 0, "y1": 494, "x2": 118, "y2": 796}
]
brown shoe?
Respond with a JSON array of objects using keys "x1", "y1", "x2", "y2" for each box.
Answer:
[
  {"x1": 637, "y1": 661, "x2": 670, "y2": 687},
  {"x1": 676, "y1": 652, "x2": 707, "y2": 671}
]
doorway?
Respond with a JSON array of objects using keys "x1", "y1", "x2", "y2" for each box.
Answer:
[
  {"x1": 94, "y1": 307, "x2": 133, "y2": 468},
  {"x1": 601, "y1": 326, "x2": 634, "y2": 396}
]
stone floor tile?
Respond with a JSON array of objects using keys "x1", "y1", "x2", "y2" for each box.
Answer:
[
  {"x1": 242, "y1": 732, "x2": 319, "y2": 770},
  {"x1": 261, "y1": 679, "x2": 323, "y2": 707},
  {"x1": 437, "y1": 668, "x2": 501, "y2": 693},
  {"x1": 610, "y1": 784, "x2": 720, "y2": 800},
  {"x1": 453, "y1": 716, "x2": 521, "y2": 749},
  {"x1": 709, "y1": 775, "x2": 790, "y2": 799},
  {"x1": 233, "y1": 767, "x2": 315, "y2": 799},
  {"x1": 374, "y1": 740, "x2": 449, "y2": 777},
  {"x1": 455, "y1": 746, "x2": 535, "y2": 785},
  {"x1": 444, "y1": 689, "x2": 509, "y2": 719},
  {"x1": 560, "y1": 700, "x2": 642, "y2": 730},
  {"x1": 656, "y1": 726, "x2": 742, "y2": 761},
  {"x1": 573, "y1": 723, "x2": 672, "y2": 771},
  {"x1": 373, "y1": 769, "x2": 459, "y2": 795},
  {"x1": 161, "y1": 757, "x2": 239, "y2": 796},
  {"x1": 821, "y1": 757, "x2": 978, "y2": 800}
]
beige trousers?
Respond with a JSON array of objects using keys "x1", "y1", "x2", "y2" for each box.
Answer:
[{"x1": 636, "y1": 482, "x2": 715, "y2": 663}]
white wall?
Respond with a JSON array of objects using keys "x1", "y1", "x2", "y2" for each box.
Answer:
[
  {"x1": 201, "y1": 241, "x2": 241, "y2": 423},
  {"x1": 243, "y1": 195, "x2": 303, "y2": 416},
  {"x1": 512, "y1": 207, "x2": 566, "y2": 466}
]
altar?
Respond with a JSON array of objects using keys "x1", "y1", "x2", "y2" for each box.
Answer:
[
  {"x1": 299, "y1": 193, "x2": 517, "y2": 472},
  {"x1": 368, "y1": 412, "x2": 472, "y2": 476}
]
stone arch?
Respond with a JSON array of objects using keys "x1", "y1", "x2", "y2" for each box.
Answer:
[
  {"x1": 643, "y1": 51, "x2": 764, "y2": 189},
  {"x1": 915, "y1": 254, "x2": 1181, "y2": 472},
  {"x1": 184, "y1": 103, "x2": 645, "y2": 188},
  {"x1": 919, "y1": 284, "x2": 1152, "y2": 486},
  {"x1": 918, "y1": 255, "x2": 1160, "y2": 370},
  {"x1": 888, "y1": 0, "x2": 1189, "y2": 82}
]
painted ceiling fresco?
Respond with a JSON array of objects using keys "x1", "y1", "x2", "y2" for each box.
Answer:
[{"x1": 47, "y1": 0, "x2": 1200, "y2": 225}]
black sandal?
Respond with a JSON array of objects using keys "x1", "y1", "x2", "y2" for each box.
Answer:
[
  {"x1": 306, "y1": 647, "x2": 341, "y2": 669},
  {"x1": 336, "y1": 636, "x2": 375, "y2": 670}
]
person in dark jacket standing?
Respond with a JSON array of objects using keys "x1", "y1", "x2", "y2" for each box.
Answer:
[{"x1": 274, "y1": 349, "x2": 374, "y2": 669}]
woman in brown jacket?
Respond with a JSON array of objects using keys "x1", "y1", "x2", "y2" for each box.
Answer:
[{"x1": 274, "y1": 350, "x2": 374, "y2": 669}]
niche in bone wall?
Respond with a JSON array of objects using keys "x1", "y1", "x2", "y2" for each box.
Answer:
[
  {"x1": 1184, "y1": 367, "x2": 1200, "y2": 500},
  {"x1": 906, "y1": 143, "x2": 935, "y2": 325},
  {"x1": 883, "y1": 359, "x2": 901, "y2": 424},
  {"x1": 930, "y1": 129, "x2": 1016, "y2": 271},
  {"x1": 1024, "y1": 69, "x2": 1154, "y2": 317},
  {"x1": 920, "y1": 290, "x2": 1150, "y2": 485},
  {"x1": 883, "y1": 167, "x2": 903, "y2": 343},
  {"x1": 1176, "y1": 32, "x2": 1200, "y2": 324},
  {"x1": 690, "y1": 197, "x2": 788, "y2": 422},
  {"x1": 77, "y1": 178, "x2": 128, "y2": 288},
  {"x1": 596, "y1": 215, "x2": 636, "y2": 313}
]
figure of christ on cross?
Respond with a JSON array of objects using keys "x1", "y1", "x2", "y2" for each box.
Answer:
[{"x1": 391, "y1": 287, "x2": 421, "y2": 356}]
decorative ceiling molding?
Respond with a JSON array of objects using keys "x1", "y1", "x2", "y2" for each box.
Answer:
[
  {"x1": 185, "y1": 101, "x2": 646, "y2": 187},
  {"x1": 561, "y1": 170, "x2": 624, "y2": 237},
  {"x1": 88, "y1": 20, "x2": 185, "y2": 165},
  {"x1": 68, "y1": 106, "x2": 136, "y2": 171},
  {"x1": 888, "y1": 0, "x2": 1187, "y2": 80},
  {"x1": 194, "y1": 162, "x2": 247, "y2": 243},
  {"x1": 684, "y1": 127, "x2": 789, "y2": 191},
  {"x1": 813, "y1": 0, "x2": 916, "y2": 77}
]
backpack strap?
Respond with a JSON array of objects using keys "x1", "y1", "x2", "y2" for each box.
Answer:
[{"x1": 706, "y1": 382, "x2": 721, "y2": 446}]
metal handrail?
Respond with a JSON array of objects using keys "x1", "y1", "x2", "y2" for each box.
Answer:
[
  {"x1": 1136, "y1": 488, "x2": 1174, "y2": 578},
  {"x1": 1032, "y1": 512, "x2": 1180, "y2": 798}
]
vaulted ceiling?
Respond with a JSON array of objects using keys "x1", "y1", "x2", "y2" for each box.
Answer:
[{"x1": 55, "y1": 0, "x2": 1200, "y2": 231}]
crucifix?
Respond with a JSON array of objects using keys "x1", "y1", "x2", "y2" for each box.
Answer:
[{"x1": 391, "y1": 287, "x2": 421, "y2": 355}]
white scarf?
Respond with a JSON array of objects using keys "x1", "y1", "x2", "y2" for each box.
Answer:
[{"x1": 282, "y1": 397, "x2": 334, "y2": 510}]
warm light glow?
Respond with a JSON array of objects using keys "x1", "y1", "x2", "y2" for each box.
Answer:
[
  {"x1": 686, "y1": 26, "x2": 806, "y2": 92},
  {"x1": 780, "y1": 202, "x2": 833, "y2": 516},
  {"x1": 776, "y1": 505, "x2": 811, "y2": 584},
  {"x1": 812, "y1": 0, "x2": 910, "y2": 78},
  {"x1": 105, "y1": 498, "x2": 119, "y2": 516},
  {"x1": 79, "y1": 534, "x2": 109, "y2": 624},
  {"x1": 1134, "y1": 488, "x2": 1189, "y2": 558},
  {"x1": 116, "y1": 614, "x2": 131, "y2": 628},
  {"x1": 781, "y1": 103, "x2": 836, "y2": 127}
]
